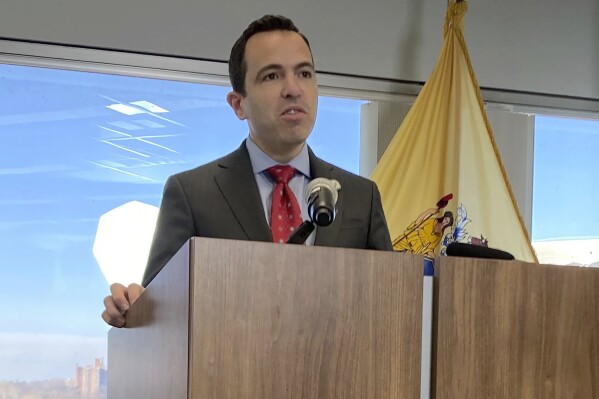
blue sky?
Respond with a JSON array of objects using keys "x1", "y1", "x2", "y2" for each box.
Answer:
[{"x1": 532, "y1": 116, "x2": 599, "y2": 240}]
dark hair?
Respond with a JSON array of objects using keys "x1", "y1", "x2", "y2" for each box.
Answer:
[
  {"x1": 436, "y1": 211, "x2": 454, "y2": 233},
  {"x1": 228, "y1": 15, "x2": 312, "y2": 96}
]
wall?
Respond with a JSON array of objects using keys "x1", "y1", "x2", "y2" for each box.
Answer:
[{"x1": 2, "y1": 0, "x2": 598, "y2": 100}]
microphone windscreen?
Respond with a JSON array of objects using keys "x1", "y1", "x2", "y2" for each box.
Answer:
[
  {"x1": 304, "y1": 178, "x2": 340, "y2": 205},
  {"x1": 446, "y1": 242, "x2": 515, "y2": 260}
]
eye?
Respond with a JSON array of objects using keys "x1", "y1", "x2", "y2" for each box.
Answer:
[
  {"x1": 263, "y1": 72, "x2": 278, "y2": 81},
  {"x1": 299, "y1": 70, "x2": 313, "y2": 79}
]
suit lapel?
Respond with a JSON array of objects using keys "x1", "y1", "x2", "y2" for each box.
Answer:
[
  {"x1": 214, "y1": 143, "x2": 272, "y2": 242},
  {"x1": 309, "y1": 148, "x2": 344, "y2": 246},
  {"x1": 212, "y1": 144, "x2": 343, "y2": 245}
]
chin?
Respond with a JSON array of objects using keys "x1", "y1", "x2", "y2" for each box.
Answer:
[
  {"x1": 293, "y1": 122, "x2": 314, "y2": 138},
  {"x1": 288, "y1": 133, "x2": 311, "y2": 146}
]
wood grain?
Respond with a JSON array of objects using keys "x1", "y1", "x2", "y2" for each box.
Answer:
[
  {"x1": 108, "y1": 238, "x2": 424, "y2": 398},
  {"x1": 433, "y1": 257, "x2": 599, "y2": 399},
  {"x1": 188, "y1": 238, "x2": 424, "y2": 399},
  {"x1": 108, "y1": 241, "x2": 191, "y2": 399}
]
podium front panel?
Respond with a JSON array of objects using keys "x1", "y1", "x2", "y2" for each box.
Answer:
[
  {"x1": 188, "y1": 238, "x2": 424, "y2": 399},
  {"x1": 433, "y1": 257, "x2": 599, "y2": 399},
  {"x1": 108, "y1": 241, "x2": 191, "y2": 399}
]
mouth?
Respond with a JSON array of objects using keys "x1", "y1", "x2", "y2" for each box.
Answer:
[{"x1": 281, "y1": 106, "x2": 306, "y2": 116}]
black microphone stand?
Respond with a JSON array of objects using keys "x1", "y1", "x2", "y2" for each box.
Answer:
[{"x1": 286, "y1": 220, "x2": 315, "y2": 245}]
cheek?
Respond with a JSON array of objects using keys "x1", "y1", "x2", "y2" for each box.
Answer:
[
  {"x1": 307, "y1": 84, "x2": 318, "y2": 101},
  {"x1": 242, "y1": 100, "x2": 265, "y2": 121}
]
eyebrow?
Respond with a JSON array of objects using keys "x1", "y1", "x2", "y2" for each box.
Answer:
[{"x1": 254, "y1": 62, "x2": 315, "y2": 82}]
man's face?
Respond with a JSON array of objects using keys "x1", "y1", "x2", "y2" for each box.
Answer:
[{"x1": 227, "y1": 30, "x2": 318, "y2": 161}]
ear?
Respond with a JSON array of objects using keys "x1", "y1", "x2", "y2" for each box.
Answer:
[{"x1": 226, "y1": 91, "x2": 247, "y2": 120}]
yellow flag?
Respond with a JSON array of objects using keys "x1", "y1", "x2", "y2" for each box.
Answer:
[{"x1": 371, "y1": 0, "x2": 537, "y2": 262}]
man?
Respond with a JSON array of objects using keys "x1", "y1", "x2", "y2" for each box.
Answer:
[{"x1": 102, "y1": 15, "x2": 392, "y2": 328}]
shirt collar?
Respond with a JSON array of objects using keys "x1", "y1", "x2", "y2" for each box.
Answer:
[{"x1": 245, "y1": 136, "x2": 311, "y2": 178}]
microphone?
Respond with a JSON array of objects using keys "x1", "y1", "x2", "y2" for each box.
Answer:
[
  {"x1": 304, "y1": 178, "x2": 341, "y2": 226},
  {"x1": 446, "y1": 242, "x2": 515, "y2": 260}
]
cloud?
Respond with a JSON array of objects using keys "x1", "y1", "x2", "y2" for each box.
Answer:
[
  {"x1": 532, "y1": 238, "x2": 599, "y2": 266},
  {"x1": 0, "y1": 199, "x2": 63, "y2": 206},
  {"x1": 0, "y1": 333, "x2": 107, "y2": 382},
  {"x1": 0, "y1": 219, "x2": 98, "y2": 232},
  {"x1": 0, "y1": 165, "x2": 72, "y2": 176}
]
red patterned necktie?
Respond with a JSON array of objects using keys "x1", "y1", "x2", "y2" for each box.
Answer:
[{"x1": 266, "y1": 165, "x2": 302, "y2": 243}]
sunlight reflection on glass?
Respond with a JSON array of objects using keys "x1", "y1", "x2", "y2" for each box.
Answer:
[{"x1": 93, "y1": 201, "x2": 159, "y2": 285}]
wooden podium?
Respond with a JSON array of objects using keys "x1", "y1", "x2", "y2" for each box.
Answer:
[
  {"x1": 108, "y1": 237, "x2": 425, "y2": 399},
  {"x1": 432, "y1": 256, "x2": 599, "y2": 399},
  {"x1": 108, "y1": 238, "x2": 599, "y2": 398}
]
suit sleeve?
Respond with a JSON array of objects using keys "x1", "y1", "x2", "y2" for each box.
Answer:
[
  {"x1": 367, "y1": 182, "x2": 394, "y2": 251},
  {"x1": 142, "y1": 175, "x2": 196, "y2": 287}
]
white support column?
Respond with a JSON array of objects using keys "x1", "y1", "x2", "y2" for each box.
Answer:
[
  {"x1": 486, "y1": 106, "x2": 535, "y2": 233},
  {"x1": 361, "y1": 100, "x2": 535, "y2": 234},
  {"x1": 359, "y1": 101, "x2": 411, "y2": 177}
]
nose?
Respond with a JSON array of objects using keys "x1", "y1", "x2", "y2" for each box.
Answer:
[{"x1": 281, "y1": 75, "x2": 302, "y2": 98}]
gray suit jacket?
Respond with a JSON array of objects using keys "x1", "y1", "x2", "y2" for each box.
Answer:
[{"x1": 142, "y1": 141, "x2": 392, "y2": 286}]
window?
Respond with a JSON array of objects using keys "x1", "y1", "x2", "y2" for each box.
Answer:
[
  {"x1": 532, "y1": 115, "x2": 599, "y2": 266},
  {"x1": 0, "y1": 62, "x2": 363, "y2": 396}
]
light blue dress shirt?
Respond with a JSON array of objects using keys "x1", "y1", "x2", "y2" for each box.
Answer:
[{"x1": 245, "y1": 137, "x2": 316, "y2": 245}]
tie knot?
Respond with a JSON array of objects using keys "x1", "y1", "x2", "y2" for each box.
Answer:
[{"x1": 266, "y1": 165, "x2": 297, "y2": 185}]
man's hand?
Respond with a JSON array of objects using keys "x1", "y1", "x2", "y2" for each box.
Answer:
[{"x1": 101, "y1": 283, "x2": 145, "y2": 327}]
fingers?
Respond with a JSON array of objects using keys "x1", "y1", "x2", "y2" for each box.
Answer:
[
  {"x1": 110, "y1": 283, "x2": 130, "y2": 314},
  {"x1": 102, "y1": 295, "x2": 126, "y2": 327},
  {"x1": 102, "y1": 282, "x2": 146, "y2": 328},
  {"x1": 126, "y1": 283, "x2": 145, "y2": 305}
]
